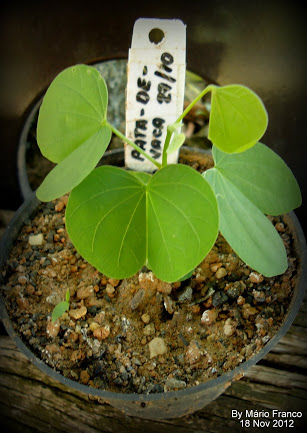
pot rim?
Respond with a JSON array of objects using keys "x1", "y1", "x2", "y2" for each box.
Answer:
[{"x1": 1, "y1": 185, "x2": 306, "y2": 405}]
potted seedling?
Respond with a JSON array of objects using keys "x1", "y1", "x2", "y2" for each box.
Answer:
[
  {"x1": 0, "y1": 63, "x2": 305, "y2": 420},
  {"x1": 35, "y1": 64, "x2": 301, "y2": 282}
]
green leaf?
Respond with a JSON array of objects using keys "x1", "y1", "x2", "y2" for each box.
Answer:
[
  {"x1": 146, "y1": 164, "x2": 218, "y2": 282},
  {"x1": 208, "y1": 85, "x2": 268, "y2": 153},
  {"x1": 37, "y1": 64, "x2": 108, "y2": 163},
  {"x1": 52, "y1": 301, "x2": 69, "y2": 323},
  {"x1": 37, "y1": 126, "x2": 111, "y2": 201},
  {"x1": 204, "y1": 167, "x2": 288, "y2": 277},
  {"x1": 66, "y1": 166, "x2": 147, "y2": 279},
  {"x1": 66, "y1": 164, "x2": 219, "y2": 283},
  {"x1": 65, "y1": 289, "x2": 70, "y2": 303},
  {"x1": 212, "y1": 143, "x2": 302, "y2": 215}
]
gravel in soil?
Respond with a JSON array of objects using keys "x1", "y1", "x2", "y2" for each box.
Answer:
[{"x1": 0, "y1": 153, "x2": 298, "y2": 395}]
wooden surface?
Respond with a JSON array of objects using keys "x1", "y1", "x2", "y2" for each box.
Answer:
[{"x1": 0, "y1": 211, "x2": 306, "y2": 433}]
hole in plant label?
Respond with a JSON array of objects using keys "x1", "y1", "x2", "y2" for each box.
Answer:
[{"x1": 149, "y1": 28, "x2": 165, "y2": 44}]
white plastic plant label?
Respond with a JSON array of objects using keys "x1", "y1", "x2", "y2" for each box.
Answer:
[{"x1": 125, "y1": 18, "x2": 186, "y2": 172}]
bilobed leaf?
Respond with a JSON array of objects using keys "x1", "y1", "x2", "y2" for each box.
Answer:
[
  {"x1": 37, "y1": 126, "x2": 111, "y2": 201},
  {"x1": 208, "y1": 85, "x2": 268, "y2": 153},
  {"x1": 37, "y1": 64, "x2": 108, "y2": 163},
  {"x1": 212, "y1": 143, "x2": 301, "y2": 215},
  {"x1": 52, "y1": 301, "x2": 69, "y2": 323},
  {"x1": 66, "y1": 166, "x2": 147, "y2": 279},
  {"x1": 204, "y1": 167, "x2": 288, "y2": 277},
  {"x1": 66, "y1": 165, "x2": 219, "y2": 283},
  {"x1": 147, "y1": 164, "x2": 219, "y2": 282}
]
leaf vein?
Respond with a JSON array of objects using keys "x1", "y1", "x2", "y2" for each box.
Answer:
[
  {"x1": 69, "y1": 186, "x2": 140, "y2": 219},
  {"x1": 91, "y1": 190, "x2": 142, "y2": 253},
  {"x1": 149, "y1": 189, "x2": 201, "y2": 257},
  {"x1": 147, "y1": 193, "x2": 174, "y2": 275},
  {"x1": 58, "y1": 82, "x2": 102, "y2": 119},
  {"x1": 117, "y1": 192, "x2": 145, "y2": 266}
]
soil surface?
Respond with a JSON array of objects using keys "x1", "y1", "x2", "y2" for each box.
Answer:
[{"x1": 1, "y1": 152, "x2": 298, "y2": 395}]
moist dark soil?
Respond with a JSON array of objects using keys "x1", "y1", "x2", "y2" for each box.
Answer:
[{"x1": 1, "y1": 152, "x2": 298, "y2": 395}]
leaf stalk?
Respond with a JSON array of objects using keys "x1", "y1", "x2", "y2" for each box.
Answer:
[{"x1": 109, "y1": 123, "x2": 162, "y2": 169}]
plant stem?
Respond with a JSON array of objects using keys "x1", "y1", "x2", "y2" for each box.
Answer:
[
  {"x1": 108, "y1": 123, "x2": 162, "y2": 169},
  {"x1": 108, "y1": 85, "x2": 215, "y2": 170},
  {"x1": 161, "y1": 85, "x2": 215, "y2": 168},
  {"x1": 176, "y1": 84, "x2": 215, "y2": 124}
]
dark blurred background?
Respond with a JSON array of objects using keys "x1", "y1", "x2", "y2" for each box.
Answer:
[{"x1": 0, "y1": 0, "x2": 306, "y2": 232}]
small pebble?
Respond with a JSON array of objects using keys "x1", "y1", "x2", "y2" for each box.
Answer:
[
  {"x1": 164, "y1": 378, "x2": 186, "y2": 391},
  {"x1": 223, "y1": 318, "x2": 237, "y2": 336},
  {"x1": 237, "y1": 295, "x2": 245, "y2": 305},
  {"x1": 143, "y1": 323, "x2": 155, "y2": 336},
  {"x1": 80, "y1": 370, "x2": 90, "y2": 384},
  {"x1": 28, "y1": 233, "x2": 44, "y2": 246},
  {"x1": 139, "y1": 272, "x2": 154, "y2": 283},
  {"x1": 200, "y1": 308, "x2": 218, "y2": 325},
  {"x1": 18, "y1": 275, "x2": 27, "y2": 286},
  {"x1": 178, "y1": 286, "x2": 193, "y2": 303},
  {"x1": 185, "y1": 341, "x2": 201, "y2": 366},
  {"x1": 215, "y1": 267, "x2": 227, "y2": 279},
  {"x1": 69, "y1": 305, "x2": 87, "y2": 320},
  {"x1": 16, "y1": 264, "x2": 25, "y2": 273},
  {"x1": 163, "y1": 295, "x2": 175, "y2": 314},
  {"x1": 93, "y1": 325, "x2": 110, "y2": 341},
  {"x1": 148, "y1": 337, "x2": 167, "y2": 359},
  {"x1": 47, "y1": 231, "x2": 55, "y2": 243},
  {"x1": 106, "y1": 284, "x2": 115, "y2": 295},
  {"x1": 191, "y1": 305, "x2": 200, "y2": 314},
  {"x1": 100, "y1": 276, "x2": 108, "y2": 285},
  {"x1": 67, "y1": 331, "x2": 79, "y2": 343},
  {"x1": 55, "y1": 201, "x2": 64, "y2": 212},
  {"x1": 46, "y1": 319, "x2": 60, "y2": 338},
  {"x1": 242, "y1": 303, "x2": 258, "y2": 319},
  {"x1": 26, "y1": 285, "x2": 35, "y2": 295},
  {"x1": 141, "y1": 313, "x2": 150, "y2": 324},
  {"x1": 211, "y1": 263, "x2": 222, "y2": 273},
  {"x1": 130, "y1": 289, "x2": 145, "y2": 310},
  {"x1": 46, "y1": 292, "x2": 62, "y2": 306},
  {"x1": 16, "y1": 296, "x2": 29, "y2": 310},
  {"x1": 108, "y1": 278, "x2": 120, "y2": 287},
  {"x1": 252, "y1": 289, "x2": 266, "y2": 303},
  {"x1": 77, "y1": 285, "x2": 93, "y2": 300},
  {"x1": 212, "y1": 291, "x2": 228, "y2": 307},
  {"x1": 94, "y1": 311, "x2": 106, "y2": 325},
  {"x1": 89, "y1": 322, "x2": 100, "y2": 333},
  {"x1": 249, "y1": 272, "x2": 264, "y2": 284},
  {"x1": 275, "y1": 222, "x2": 285, "y2": 232}
]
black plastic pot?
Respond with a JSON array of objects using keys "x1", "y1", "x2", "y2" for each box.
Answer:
[
  {"x1": 17, "y1": 96, "x2": 43, "y2": 201},
  {"x1": 1, "y1": 149, "x2": 306, "y2": 420}
]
